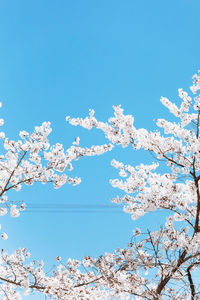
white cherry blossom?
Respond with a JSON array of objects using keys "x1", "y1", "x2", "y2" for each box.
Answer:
[{"x1": 1, "y1": 73, "x2": 200, "y2": 299}]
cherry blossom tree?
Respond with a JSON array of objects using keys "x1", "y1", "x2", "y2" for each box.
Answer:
[{"x1": 1, "y1": 72, "x2": 200, "y2": 299}]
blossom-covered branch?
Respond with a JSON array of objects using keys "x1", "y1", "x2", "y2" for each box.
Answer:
[{"x1": 1, "y1": 72, "x2": 200, "y2": 299}]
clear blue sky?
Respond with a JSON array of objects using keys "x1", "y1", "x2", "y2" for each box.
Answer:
[{"x1": 0, "y1": 1, "x2": 199, "y2": 299}]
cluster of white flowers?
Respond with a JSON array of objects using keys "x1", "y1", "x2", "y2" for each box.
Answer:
[
  {"x1": 2, "y1": 73, "x2": 200, "y2": 299},
  {"x1": 67, "y1": 105, "x2": 137, "y2": 148},
  {"x1": 0, "y1": 111, "x2": 113, "y2": 233},
  {"x1": 64, "y1": 72, "x2": 200, "y2": 299}
]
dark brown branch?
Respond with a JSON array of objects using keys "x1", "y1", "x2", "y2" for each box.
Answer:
[
  {"x1": 194, "y1": 178, "x2": 200, "y2": 234},
  {"x1": 156, "y1": 250, "x2": 187, "y2": 297},
  {"x1": 187, "y1": 266, "x2": 195, "y2": 300},
  {"x1": 0, "y1": 151, "x2": 27, "y2": 197}
]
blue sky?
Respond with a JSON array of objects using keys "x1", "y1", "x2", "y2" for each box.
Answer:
[{"x1": 0, "y1": 0, "x2": 199, "y2": 299}]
